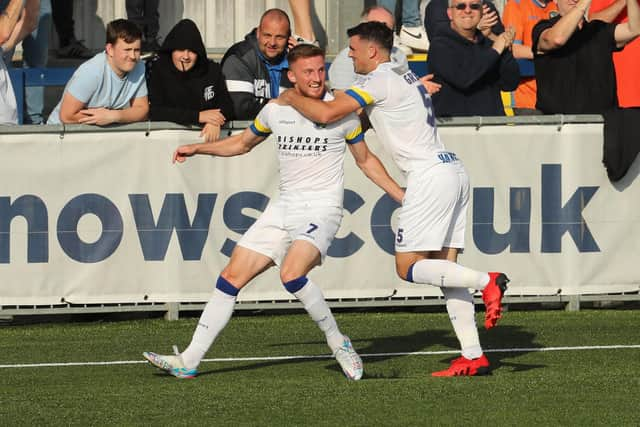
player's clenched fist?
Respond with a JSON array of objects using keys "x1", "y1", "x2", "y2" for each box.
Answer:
[{"x1": 173, "y1": 144, "x2": 198, "y2": 163}]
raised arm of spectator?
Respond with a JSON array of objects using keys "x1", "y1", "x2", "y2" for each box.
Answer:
[
  {"x1": 589, "y1": 0, "x2": 627, "y2": 22},
  {"x1": 425, "y1": 0, "x2": 452, "y2": 41},
  {"x1": 485, "y1": 1, "x2": 506, "y2": 35},
  {"x1": 0, "y1": 0, "x2": 24, "y2": 45},
  {"x1": 536, "y1": 0, "x2": 592, "y2": 53},
  {"x1": 502, "y1": 0, "x2": 534, "y2": 59},
  {"x1": 1, "y1": 0, "x2": 39, "y2": 52},
  {"x1": 613, "y1": 0, "x2": 640, "y2": 47},
  {"x1": 221, "y1": 54, "x2": 266, "y2": 120},
  {"x1": 497, "y1": 35, "x2": 521, "y2": 91},
  {"x1": 509, "y1": 39, "x2": 533, "y2": 60},
  {"x1": 478, "y1": 4, "x2": 501, "y2": 41}
]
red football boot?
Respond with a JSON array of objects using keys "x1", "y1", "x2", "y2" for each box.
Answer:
[
  {"x1": 481, "y1": 272, "x2": 509, "y2": 329},
  {"x1": 431, "y1": 354, "x2": 491, "y2": 377}
]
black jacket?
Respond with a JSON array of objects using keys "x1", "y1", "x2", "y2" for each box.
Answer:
[
  {"x1": 429, "y1": 26, "x2": 520, "y2": 117},
  {"x1": 221, "y1": 29, "x2": 293, "y2": 120},
  {"x1": 148, "y1": 19, "x2": 233, "y2": 125}
]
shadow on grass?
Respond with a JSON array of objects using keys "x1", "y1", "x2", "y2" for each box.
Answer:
[
  {"x1": 188, "y1": 323, "x2": 544, "y2": 379},
  {"x1": 418, "y1": 324, "x2": 546, "y2": 376}
]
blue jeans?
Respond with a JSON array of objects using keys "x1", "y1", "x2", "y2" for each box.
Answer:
[
  {"x1": 3, "y1": 0, "x2": 52, "y2": 124},
  {"x1": 378, "y1": 0, "x2": 422, "y2": 27}
]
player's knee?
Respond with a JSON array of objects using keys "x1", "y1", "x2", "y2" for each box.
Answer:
[
  {"x1": 219, "y1": 268, "x2": 243, "y2": 289},
  {"x1": 395, "y1": 262, "x2": 412, "y2": 282},
  {"x1": 282, "y1": 275, "x2": 308, "y2": 294},
  {"x1": 215, "y1": 275, "x2": 240, "y2": 297},
  {"x1": 396, "y1": 261, "x2": 407, "y2": 280},
  {"x1": 279, "y1": 264, "x2": 302, "y2": 285}
]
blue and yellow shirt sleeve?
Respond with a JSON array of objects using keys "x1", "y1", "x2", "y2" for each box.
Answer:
[
  {"x1": 249, "y1": 117, "x2": 271, "y2": 137},
  {"x1": 345, "y1": 124, "x2": 364, "y2": 144},
  {"x1": 345, "y1": 86, "x2": 375, "y2": 108}
]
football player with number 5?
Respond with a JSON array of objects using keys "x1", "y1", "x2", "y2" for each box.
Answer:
[{"x1": 278, "y1": 21, "x2": 510, "y2": 377}]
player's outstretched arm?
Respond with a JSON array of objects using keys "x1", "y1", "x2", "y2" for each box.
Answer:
[
  {"x1": 348, "y1": 141, "x2": 404, "y2": 204},
  {"x1": 278, "y1": 89, "x2": 361, "y2": 124},
  {"x1": 173, "y1": 128, "x2": 265, "y2": 164}
]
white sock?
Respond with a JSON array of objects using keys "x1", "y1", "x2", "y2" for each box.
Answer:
[
  {"x1": 409, "y1": 259, "x2": 489, "y2": 290},
  {"x1": 441, "y1": 287, "x2": 483, "y2": 359},
  {"x1": 181, "y1": 284, "x2": 237, "y2": 370},
  {"x1": 291, "y1": 278, "x2": 344, "y2": 352}
]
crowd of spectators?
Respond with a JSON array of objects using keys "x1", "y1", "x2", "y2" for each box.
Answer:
[{"x1": 1, "y1": 0, "x2": 639, "y2": 132}]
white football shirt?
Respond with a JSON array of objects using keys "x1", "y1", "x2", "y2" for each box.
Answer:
[
  {"x1": 249, "y1": 92, "x2": 363, "y2": 201},
  {"x1": 345, "y1": 62, "x2": 448, "y2": 175}
]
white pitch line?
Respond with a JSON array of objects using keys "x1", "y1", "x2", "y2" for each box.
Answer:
[{"x1": 0, "y1": 344, "x2": 638, "y2": 369}]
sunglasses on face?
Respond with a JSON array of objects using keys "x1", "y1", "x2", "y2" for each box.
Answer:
[{"x1": 453, "y1": 2, "x2": 482, "y2": 10}]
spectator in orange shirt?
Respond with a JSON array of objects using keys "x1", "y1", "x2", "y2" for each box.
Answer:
[
  {"x1": 502, "y1": 0, "x2": 558, "y2": 114},
  {"x1": 590, "y1": 0, "x2": 640, "y2": 107}
]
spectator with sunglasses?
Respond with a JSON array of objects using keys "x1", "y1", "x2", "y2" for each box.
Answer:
[
  {"x1": 427, "y1": 0, "x2": 520, "y2": 117},
  {"x1": 425, "y1": 0, "x2": 505, "y2": 42}
]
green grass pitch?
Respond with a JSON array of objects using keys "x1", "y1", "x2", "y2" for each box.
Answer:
[{"x1": 1, "y1": 309, "x2": 639, "y2": 426}]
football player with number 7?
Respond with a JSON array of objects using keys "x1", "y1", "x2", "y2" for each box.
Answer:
[
  {"x1": 143, "y1": 44, "x2": 405, "y2": 381},
  {"x1": 277, "y1": 21, "x2": 510, "y2": 377}
]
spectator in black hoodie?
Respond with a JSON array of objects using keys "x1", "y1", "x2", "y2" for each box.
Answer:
[{"x1": 148, "y1": 19, "x2": 233, "y2": 142}]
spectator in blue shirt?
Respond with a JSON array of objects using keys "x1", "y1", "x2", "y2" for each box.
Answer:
[{"x1": 48, "y1": 19, "x2": 148, "y2": 125}]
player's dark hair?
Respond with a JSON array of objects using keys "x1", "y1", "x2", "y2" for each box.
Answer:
[
  {"x1": 106, "y1": 19, "x2": 142, "y2": 44},
  {"x1": 287, "y1": 44, "x2": 325, "y2": 64},
  {"x1": 346, "y1": 21, "x2": 393, "y2": 53}
]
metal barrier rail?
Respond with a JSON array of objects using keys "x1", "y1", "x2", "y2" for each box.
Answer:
[
  {"x1": 2, "y1": 292, "x2": 638, "y2": 321},
  {"x1": 0, "y1": 113, "x2": 605, "y2": 136},
  {"x1": 8, "y1": 67, "x2": 76, "y2": 125}
]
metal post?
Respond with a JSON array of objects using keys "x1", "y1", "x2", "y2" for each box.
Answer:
[
  {"x1": 164, "y1": 302, "x2": 180, "y2": 320},
  {"x1": 565, "y1": 295, "x2": 580, "y2": 311}
]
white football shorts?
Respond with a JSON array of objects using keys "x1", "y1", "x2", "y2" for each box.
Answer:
[
  {"x1": 237, "y1": 194, "x2": 343, "y2": 266},
  {"x1": 395, "y1": 160, "x2": 470, "y2": 252}
]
